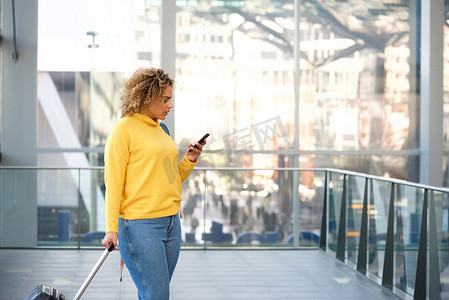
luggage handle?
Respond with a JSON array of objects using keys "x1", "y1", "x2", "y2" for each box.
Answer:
[{"x1": 72, "y1": 242, "x2": 115, "y2": 300}]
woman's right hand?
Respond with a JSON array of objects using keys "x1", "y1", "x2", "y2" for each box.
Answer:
[{"x1": 102, "y1": 231, "x2": 119, "y2": 250}]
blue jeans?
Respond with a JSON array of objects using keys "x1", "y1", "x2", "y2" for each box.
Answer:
[{"x1": 118, "y1": 214, "x2": 181, "y2": 300}]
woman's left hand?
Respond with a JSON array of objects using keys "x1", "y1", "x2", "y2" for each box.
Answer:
[{"x1": 186, "y1": 139, "x2": 206, "y2": 163}]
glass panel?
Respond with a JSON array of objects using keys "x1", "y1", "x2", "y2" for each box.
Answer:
[
  {"x1": 35, "y1": 168, "x2": 106, "y2": 247},
  {"x1": 37, "y1": 1, "x2": 161, "y2": 163},
  {"x1": 302, "y1": 0, "x2": 418, "y2": 151},
  {"x1": 174, "y1": 3, "x2": 294, "y2": 154},
  {"x1": 298, "y1": 170, "x2": 324, "y2": 247},
  {"x1": 194, "y1": 169, "x2": 292, "y2": 248},
  {"x1": 0, "y1": 169, "x2": 38, "y2": 247},
  {"x1": 327, "y1": 172, "x2": 345, "y2": 253},
  {"x1": 434, "y1": 191, "x2": 449, "y2": 300},
  {"x1": 173, "y1": 0, "x2": 421, "y2": 179},
  {"x1": 180, "y1": 168, "x2": 325, "y2": 248},
  {"x1": 181, "y1": 169, "x2": 206, "y2": 248},
  {"x1": 78, "y1": 168, "x2": 105, "y2": 247},
  {"x1": 346, "y1": 175, "x2": 366, "y2": 265},
  {"x1": 37, "y1": 169, "x2": 80, "y2": 246},
  {"x1": 368, "y1": 179, "x2": 391, "y2": 280},
  {"x1": 395, "y1": 185, "x2": 423, "y2": 294}
]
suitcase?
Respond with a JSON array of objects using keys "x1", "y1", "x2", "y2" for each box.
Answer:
[
  {"x1": 25, "y1": 285, "x2": 66, "y2": 300},
  {"x1": 25, "y1": 243, "x2": 115, "y2": 300}
]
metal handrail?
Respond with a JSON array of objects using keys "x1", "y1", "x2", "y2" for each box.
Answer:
[
  {"x1": 2, "y1": 165, "x2": 448, "y2": 193},
  {"x1": 36, "y1": 147, "x2": 422, "y2": 156}
]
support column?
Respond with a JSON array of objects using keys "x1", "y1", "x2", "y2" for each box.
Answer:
[
  {"x1": 291, "y1": 0, "x2": 301, "y2": 247},
  {"x1": 160, "y1": 0, "x2": 176, "y2": 138},
  {"x1": 0, "y1": 0, "x2": 38, "y2": 247},
  {"x1": 420, "y1": 0, "x2": 444, "y2": 186}
]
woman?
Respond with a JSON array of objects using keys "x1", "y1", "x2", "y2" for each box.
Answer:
[{"x1": 102, "y1": 67, "x2": 205, "y2": 300}]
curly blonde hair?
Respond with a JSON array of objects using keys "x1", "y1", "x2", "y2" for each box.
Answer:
[{"x1": 120, "y1": 67, "x2": 174, "y2": 118}]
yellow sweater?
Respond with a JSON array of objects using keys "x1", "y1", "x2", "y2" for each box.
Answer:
[{"x1": 104, "y1": 113, "x2": 196, "y2": 233}]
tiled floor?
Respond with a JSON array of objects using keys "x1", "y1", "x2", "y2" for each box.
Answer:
[{"x1": 0, "y1": 248, "x2": 405, "y2": 300}]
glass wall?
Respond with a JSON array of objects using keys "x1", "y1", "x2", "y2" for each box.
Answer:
[
  {"x1": 37, "y1": 0, "x2": 423, "y2": 178},
  {"x1": 37, "y1": 0, "x2": 161, "y2": 164},
  {"x1": 174, "y1": 1, "x2": 421, "y2": 179},
  {"x1": 174, "y1": 2, "x2": 294, "y2": 162},
  {"x1": 34, "y1": 0, "x2": 442, "y2": 256}
]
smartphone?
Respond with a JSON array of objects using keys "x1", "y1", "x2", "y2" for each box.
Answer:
[{"x1": 189, "y1": 133, "x2": 210, "y2": 152}]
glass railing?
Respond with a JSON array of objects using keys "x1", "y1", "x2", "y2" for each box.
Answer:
[
  {"x1": 0, "y1": 166, "x2": 447, "y2": 299},
  {"x1": 320, "y1": 169, "x2": 449, "y2": 299},
  {"x1": 0, "y1": 167, "x2": 325, "y2": 249},
  {"x1": 180, "y1": 168, "x2": 324, "y2": 249}
]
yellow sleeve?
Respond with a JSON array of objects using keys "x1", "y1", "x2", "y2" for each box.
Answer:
[
  {"x1": 104, "y1": 128, "x2": 129, "y2": 233},
  {"x1": 179, "y1": 154, "x2": 197, "y2": 182}
]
